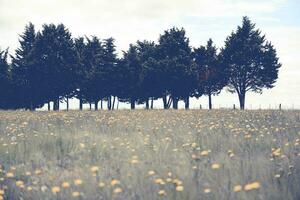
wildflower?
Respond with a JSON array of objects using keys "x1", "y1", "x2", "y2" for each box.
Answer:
[
  {"x1": 41, "y1": 185, "x2": 48, "y2": 192},
  {"x1": 211, "y1": 163, "x2": 220, "y2": 170},
  {"x1": 200, "y1": 150, "x2": 209, "y2": 156},
  {"x1": 25, "y1": 171, "x2": 31, "y2": 176},
  {"x1": 27, "y1": 186, "x2": 33, "y2": 191},
  {"x1": 111, "y1": 179, "x2": 120, "y2": 186},
  {"x1": 233, "y1": 185, "x2": 242, "y2": 192},
  {"x1": 113, "y1": 187, "x2": 123, "y2": 194},
  {"x1": 274, "y1": 174, "x2": 280, "y2": 178},
  {"x1": 74, "y1": 179, "x2": 83, "y2": 186},
  {"x1": 166, "y1": 178, "x2": 172, "y2": 182},
  {"x1": 16, "y1": 180, "x2": 24, "y2": 188},
  {"x1": 72, "y1": 191, "x2": 80, "y2": 197},
  {"x1": 272, "y1": 148, "x2": 281, "y2": 157},
  {"x1": 204, "y1": 188, "x2": 211, "y2": 193},
  {"x1": 51, "y1": 186, "x2": 60, "y2": 194},
  {"x1": 154, "y1": 178, "x2": 165, "y2": 185},
  {"x1": 62, "y1": 182, "x2": 70, "y2": 188},
  {"x1": 173, "y1": 179, "x2": 183, "y2": 185},
  {"x1": 176, "y1": 185, "x2": 184, "y2": 191},
  {"x1": 90, "y1": 166, "x2": 99, "y2": 173},
  {"x1": 6, "y1": 172, "x2": 14, "y2": 178},
  {"x1": 0, "y1": 189, "x2": 4, "y2": 195},
  {"x1": 158, "y1": 190, "x2": 166, "y2": 195},
  {"x1": 79, "y1": 143, "x2": 85, "y2": 148},
  {"x1": 131, "y1": 159, "x2": 139, "y2": 164},
  {"x1": 244, "y1": 182, "x2": 260, "y2": 191},
  {"x1": 148, "y1": 170, "x2": 155, "y2": 176},
  {"x1": 98, "y1": 182, "x2": 105, "y2": 188}
]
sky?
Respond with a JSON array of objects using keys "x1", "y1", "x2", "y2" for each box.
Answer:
[{"x1": 0, "y1": 0, "x2": 299, "y2": 109}]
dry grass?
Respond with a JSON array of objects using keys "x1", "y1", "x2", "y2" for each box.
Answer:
[{"x1": 0, "y1": 110, "x2": 300, "y2": 200}]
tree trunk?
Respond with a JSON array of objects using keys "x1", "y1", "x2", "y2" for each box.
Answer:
[
  {"x1": 48, "y1": 102, "x2": 51, "y2": 111},
  {"x1": 95, "y1": 100, "x2": 98, "y2": 110},
  {"x1": 53, "y1": 100, "x2": 56, "y2": 111},
  {"x1": 238, "y1": 93, "x2": 245, "y2": 110},
  {"x1": 145, "y1": 99, "x2": 149, "y2": 109},
  {"x1": 185, "y1": 97, "x2": 190, "y2": 110},
  {"x1": 151, "y1": 98, "x2": 154, "y2": 109},
  {"x1": 89, "y1": 103, "x2": 92, "y2": 110},
  {"x1": 107, "y1": 96, "x2": 111, "y2": 110},
  {"x1": 112, "y1": 96, "x2": 116, "y2": 110},
  {"x1": 53, "y1": 98, "x2": 59, "y2": 111},
  {"x1": 117, "y1": 100, "x2": 119, "y2": 110},
  {"x1": 172, "y1": 97, "x2": 178, "y2": 109},
  {"x1": 167, "y1": 96, "x2": 173, "y2": 109},
  {"x1": 208, "y1": 93, "x2": 212, "y2": 110},
  {"x1": 100, "y1": 100, "x2": 103, "y2": 109},
  {"x1": 66, "y1": 97, "x2": 69, "y2": 111},
  {"x1": 163, "y1": 94, "x2": 168, "y2": 109},
  {"x1": 79, "y1": 98, "x2": 83, "y2": 110},
  {"x1": 130, "y1": 99, "x2": 135, "y2": 109},
  {"x1": 29, "y1": 101, "x2": 35, "y2": 111}
]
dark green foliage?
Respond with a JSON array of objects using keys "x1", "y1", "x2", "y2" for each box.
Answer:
[
  {"x1": 11, "y1": 23, "x2": 40, "y2": 109},
  {"x1": 1, "y1": 17, "x2": 281, "y2": 110},
  {"x1": 0, "y1": 48, "x2": 12, "y2": 109},
  {"x1": 194, "y1": 39, "x2": 228, "y2": 109},
  {"x1": 220, "y1": 17, "x2": 281, "y2": 109},
  {"x1": 157, "y1": 27, "x2": 196, "y2": 109}
]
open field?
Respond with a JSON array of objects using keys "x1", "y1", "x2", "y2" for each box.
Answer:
[{"x1": 0, "y1": 110, "x2": 300, "y2": 200}]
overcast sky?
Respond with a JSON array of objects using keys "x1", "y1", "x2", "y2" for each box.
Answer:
[{"x1": 0, "y1": 0, "x2": 299, "y2": 109}]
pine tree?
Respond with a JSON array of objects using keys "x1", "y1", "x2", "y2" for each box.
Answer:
[
  {"x1": 220, "y1": 16, "x2": 281, "y2": 109},
  {"x1": 118, "y1": 44, "x2": 141, "y2": 109},
  {"x1": 33, "y1": 23, "x2": 77, "y2": 110},
  {"x1": 74, "y1": 37, "x2": 87, "y2": 110},
  {"x1": 11, "y1": 23, "x2": 42, "y2": 110},
  {"x1": 0, "y1": 48, "x2": 11, "y2": 109},
  {"x1": 102, "y1": 38, "x2": 118, "y2": 110},
  {"x1": 158, "y1": 27, "x2": 195, "y2": 109},
  {"x1": 194, "y1": 39, "x2": 228, "y2": 109}
]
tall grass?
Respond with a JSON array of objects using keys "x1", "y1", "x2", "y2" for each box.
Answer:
[{"x1": 0, "y1": 110, "x2": 300, "y2": 200}]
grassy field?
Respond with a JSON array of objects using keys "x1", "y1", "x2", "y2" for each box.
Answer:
[{"x1": 0, "y1": 110, "x2": 300, "y2": 200}]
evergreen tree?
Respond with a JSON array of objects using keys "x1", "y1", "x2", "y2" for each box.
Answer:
[
  {"x1": 74, "y1": 37, "x2": 87, "y2": 110},
  {"x1": 0, "y1": 48, "x2": 11, "y2": 109},
  {"x1": 118, "y1": 44, "x2": 141, "y2": 109},
  {"x1": 81, "y1": 36, "x2": 104, "y2": 109},
  {"x1": 138, "y1": 40, "x2": 161, "y2": 109},
  {"x1": 194, "y1": 39, "x2": 228, "y2": 109},
  {"x1": 220, "y1": 17, "x2": 281, "y2": 109},
  {"x1": 11, "y1": 23, "x2": 41, "y2": 110},
  {"x1": 33, "y1": 24, "x2": 77, "y2": 110},
  {"x1": 158, "y1": 27, "x2": 196, "y2": 109},
  {"x1": 101, "y1": 38, "x2": 118, "y2": 110}
]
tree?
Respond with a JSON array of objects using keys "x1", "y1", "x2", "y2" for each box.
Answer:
[
  {"x1": 101, "y1": 38, "x2": 118, "y2": 110},
  {"x1": 0, "y1": 48, "x2": 12, "y2": 109},
  {"x1": 117, "y1": 44, "x2": 141, "y2": 109},
  {"x1": 220, "y1": 17, "x2": 281, "y2": 109},
  {"x1": 194, "y1": 39, "x2": 228, "y2": 109},
  {"x1": 74, "y1": 37, "x2": 87, "y2": 110},
  {"x1": 33, "y1": 23, "x2": 77, "y2": 110},
  {"x1": 80, "y1": 36, "x2": 104, "y2": 110},
  {"x1": 158, "y1": 27, "x2": 195, "y2": 109},
  {"x1": 11, "y1": 23, "x2": 41, "y2": 110},
  {"x1": 138, "y1": 40, "x2": 161, "y2": 109}
]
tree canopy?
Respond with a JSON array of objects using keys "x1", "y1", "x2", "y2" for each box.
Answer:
[
  {"x1": 0, "y1": 16, "x2": 281, "y2": 110},
  {"x1": 220, "y1": 16, "x2": 281, "y2": 109}
]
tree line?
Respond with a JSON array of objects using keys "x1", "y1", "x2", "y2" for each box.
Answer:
[{"x1": 0, "y1": 17, "x2": 281, "y2": 110}]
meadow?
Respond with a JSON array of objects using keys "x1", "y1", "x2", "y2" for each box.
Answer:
[{"x1": 0, "y1": 110, "x2": 300, "y2": 200}]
